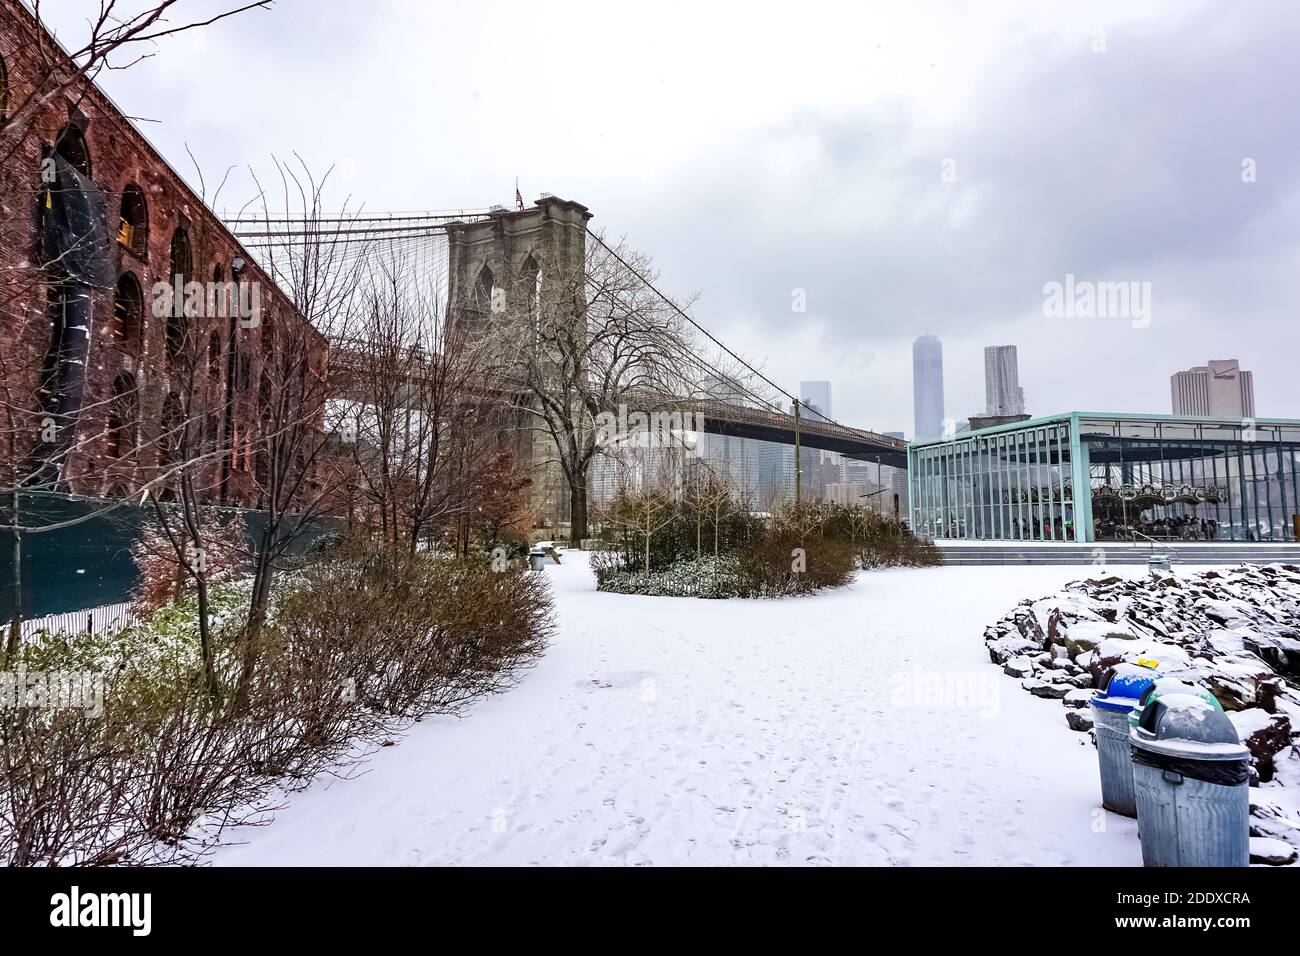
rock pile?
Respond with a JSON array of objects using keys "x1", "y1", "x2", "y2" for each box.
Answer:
[{"x1": 984, "y1": 564, "x2": 1300, "y2": 865}]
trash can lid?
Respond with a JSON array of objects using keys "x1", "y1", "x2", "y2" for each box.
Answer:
[
  {"x1": 1129, "y1": 693, "x2": 1249, "y2": 760},
  {"x1": 1091, "y1": 662, "x2": 1159, "y2": 712},
  {"x1": 1137, "y1": 678, "x2": 1221, "y2": 711},
  {"x1": 1128, "y1": 678, "x2": 1221, "y2": 726}
]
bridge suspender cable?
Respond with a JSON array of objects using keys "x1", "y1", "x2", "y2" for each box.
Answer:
[
  {"x1": 585, "y1": 229, "x2": 795, "y2": 406},
  {"x1": 584, "y1": 228, "x2": 889, "y2": 444}
]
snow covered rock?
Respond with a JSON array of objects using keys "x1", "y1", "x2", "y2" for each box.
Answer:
[
  {"x1": 986, "y1": 566, "x2": 1300, "y2": 733},
  {"x1": 1064, "y1": 689, "x2": 1094, "y2": 709},
  {"x1": 1249, "y1": 837, "x2": 1298, "y2": 866},
  {"x1": 1229, "y1": 709, "x2": 1293, "y2": 783},
  {"x1": 1066, "y1": 711, "x2": 1094, "y2": 733},
  {"x1": 987, "y1": 564, "x2": 1300, "y2": 862},
  {"x1": 1026, "y1": 681, "x2": 1070, "y2": 700},
  {"x1": 1003, "y1": 657, "x2": 1035, "y2": 679},
  {"x1": 987, "y1": 632, "x2": 1041, "y2": 665}
]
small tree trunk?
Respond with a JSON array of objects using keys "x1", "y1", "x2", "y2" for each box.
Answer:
[
  {"x1": 569, "y1": 482, "x2": 588, "y2": 548},
  {"x1": 233, "y1": 527, "x2": 275, "y2": 711},
  {"x1": 194, "y1": 571, "x2": 219, "y2": 698}
]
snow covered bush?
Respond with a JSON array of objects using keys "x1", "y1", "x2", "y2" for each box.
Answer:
[
  {"x1": 592, "y1": 510, "x2": 855, "y2": 598},
  {"x1": 594, "y1": 553, "x2": 756, "y2": 598},
  {"x1": 0, "y1": 553, "x2": 553, "y2": 866},
  {"x1": 591, "y1": 498, "x2": 934, "y2": 599},
  {"x1": 734, "y1": 513, "x2": 857, "y2": 597},
  {"x1": 816, "y1": 503, "x2": 942, "y2": 569}
]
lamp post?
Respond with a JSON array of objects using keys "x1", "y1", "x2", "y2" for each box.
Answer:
[{"x1": 793, "y1": 398, "x2": 801, "y2": 507}]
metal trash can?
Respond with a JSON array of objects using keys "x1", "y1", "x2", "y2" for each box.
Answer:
[
  {"x1": 1089, "y1": 663, "x2": 1159, "y2": 817},
  {"x1": 528, "y1": 548, "x2": 547, "y2": 572},
  {"x1": 1130, "y1": 694, "x2": 1250, "y2": 867},
  {"x1": 1128, "y1": 678, "x2": 1221, "y2": 734}
]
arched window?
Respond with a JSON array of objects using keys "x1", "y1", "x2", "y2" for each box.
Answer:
[
  {"x1": 475, "y1": 265, "x2": 495, "y2": 311},
  {"x1": 117, "y1": 184, "x2": 148, "y2": 257},
  {"x1": 464, "y1": 264, "x2": 495, "y2": 333},
  {"x1": 106, "y1": 373, "x2": 137, "y2": 460},
  {"x1": 210, "y1": 263, "x2": 227, "y2": 318},
  {"x1": 167, "y1": 227, "x2": 192, "y2": 361},
  {"x1": 54, "y1": 124, "x2": 91, "y2": 177},
  {"x1": 160, "y1": 391, "x2": 183, "y2": 472},
  {"x1": 261, "y1": 309, "x2": 276, "y2": 362},
  {"x1": 112, "y1": 272, "x2": 143, "y2": 347}
]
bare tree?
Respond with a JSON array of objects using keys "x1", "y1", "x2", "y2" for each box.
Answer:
[
  {"x1": 681, "y1": 458, "x2": 740, "y2": 559},
  {"x1": 339, "y1": 246, "x2": 491, "y2": 554},
  {"x1": 595, "y1": 485, "x2": 678, "y2": 575},
  {"x1": 226, "y1": 158, "x2": 364, "y2": 709},
  {"x1": 490, "y1": 234, "x2": 696, "y2": 548},
  {"x1": 130, "y1": 283, "x2": 242, "y2": 696}
]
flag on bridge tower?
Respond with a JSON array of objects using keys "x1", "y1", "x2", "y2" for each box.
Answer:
[{"x1": 515, "y1": 179, "x2": 525, "y2": 210}]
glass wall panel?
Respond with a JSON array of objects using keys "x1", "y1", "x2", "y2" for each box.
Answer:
[{"x1": 910, "y1": 417, "x2": 1300, "y2": 544}]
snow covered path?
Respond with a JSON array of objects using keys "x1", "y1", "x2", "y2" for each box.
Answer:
[{"x1": 212, "y1": 560, "x2": 1147, "y2": 866}]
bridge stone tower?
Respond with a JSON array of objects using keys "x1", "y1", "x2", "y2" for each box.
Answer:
[{"x1": 445, "y1": 196, "x2": 593, "y2": 535}]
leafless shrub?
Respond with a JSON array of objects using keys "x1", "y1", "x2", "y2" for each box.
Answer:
[{"x1": 0, "y1": 553, "x2": 552, "y2": 866}]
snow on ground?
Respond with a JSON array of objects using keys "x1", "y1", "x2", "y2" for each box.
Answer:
[{"x1": 211, "y1": 559, "x2": 1154, "y2": 866}]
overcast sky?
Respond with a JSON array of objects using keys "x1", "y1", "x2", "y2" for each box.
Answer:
[{"x1": 42, "y1": 0, "x2": 1300, "y2": 436}]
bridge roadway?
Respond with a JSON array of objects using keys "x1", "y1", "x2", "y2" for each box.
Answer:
[{"x1": 327, "y1": 346, "x2": 909, "y2": 468}]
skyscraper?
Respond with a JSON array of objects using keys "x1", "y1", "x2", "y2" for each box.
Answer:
[
  {"x1": 757, "y1": 440, "x2": 796, "y2": 507},
  {"x1": 1171, "y1": 360, "x2": 1256, "y2": 418},
  {"x1": 799, "y1": 381, "x2": 832, "y2": 422},
  {"x1": 984, "y1": 345, "x2": 1025, "y2": 417},
  {"x1": 799, "y1": 381, "x2": 839, "y2": 494},
  {"x1": 912, "y1": 335, "x2": 945, "y2": 441}
]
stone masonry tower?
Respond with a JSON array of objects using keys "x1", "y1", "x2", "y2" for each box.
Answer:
[{"x1": 445, "y1": 196, "x2": 593, "y2": 534}]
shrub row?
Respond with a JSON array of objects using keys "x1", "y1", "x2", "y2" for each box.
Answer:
[
  {"x1": 0, "y1": 555, "x2": 552, "y2": 866},
  {"x1": 593, "y1": 500, "x2": 939, "y2": 599}
]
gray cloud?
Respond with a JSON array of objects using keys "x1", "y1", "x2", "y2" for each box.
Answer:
[{"x1": 56, "y1": 0, "x2": 1300, "y2": 433}]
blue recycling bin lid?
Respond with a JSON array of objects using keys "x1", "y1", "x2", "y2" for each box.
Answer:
[{"x1": 1091, "y1": 662, "x2": 1159, "y2": 712}]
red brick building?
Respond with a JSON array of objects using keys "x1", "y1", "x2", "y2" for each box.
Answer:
[{"x1": 0, "y1": 0, "x2": 326, "y2": 507}]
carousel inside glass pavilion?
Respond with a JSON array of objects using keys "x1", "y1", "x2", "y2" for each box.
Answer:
[{"x1": 908, "y1": 413, "x2": 1300, "y2": 544}]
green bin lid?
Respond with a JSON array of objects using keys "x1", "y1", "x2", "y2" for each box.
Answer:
[
  {"x1": 1128, "y1": 678, "x2": 1221, "y2": 728},
  {"x1": 1129, "y1": 694, "x2": 1248, "y2": 760}
]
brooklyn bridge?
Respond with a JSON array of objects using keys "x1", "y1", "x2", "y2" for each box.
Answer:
[{"x1": 230, "y1": 196, "x2": 908, "y2": 473}]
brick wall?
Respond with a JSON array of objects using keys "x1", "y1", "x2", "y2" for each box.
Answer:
[{"x1": 0, "y1": 0, "x2": 326, "y2": 507}]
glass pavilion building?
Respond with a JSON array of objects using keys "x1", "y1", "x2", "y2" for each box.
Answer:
[{"x1": 908, "y1": 413, "x2": 1300, "y2": 544}]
